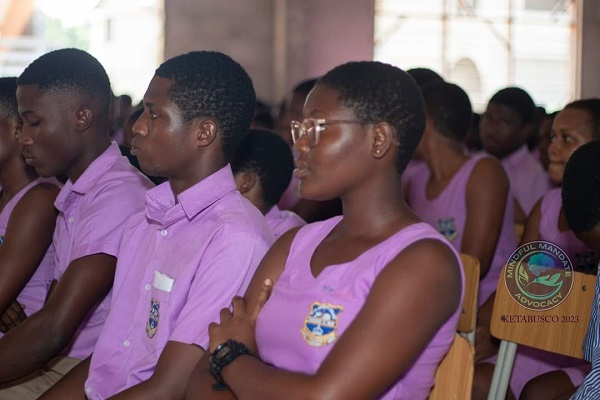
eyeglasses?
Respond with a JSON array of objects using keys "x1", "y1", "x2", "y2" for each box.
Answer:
[{"x1": 290, "y1": 118, "x2": 375, "y2": 146}]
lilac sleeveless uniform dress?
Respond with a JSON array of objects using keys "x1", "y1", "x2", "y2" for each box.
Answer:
[
  {"x1": 0, "y1": 177, "x2": 59, "y2": 319},
  {"x1": 407, "y1": 154, "x2": 517, "y2": 305},
  {"x1": 540, "y1": 188, "x2": 598, "y2": 273},
  {"x1": 255, "y1": 217, "x2": 464, "y2": 399}
]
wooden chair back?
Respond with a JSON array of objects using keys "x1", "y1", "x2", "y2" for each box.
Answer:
[
  {"x1": 429, "y1": 333, "x2": 474, "y2": 400},
  {"x1": 490, "y1": 266, "x2": 595, "y2": 358},
  {"x1": 458, "y1": 253, "x2": 480, "y2": 338}
]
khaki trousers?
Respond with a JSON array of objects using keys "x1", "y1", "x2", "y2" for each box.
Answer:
[{"x1": 0, "y1": 357, "x2": 81, "y2": 399}]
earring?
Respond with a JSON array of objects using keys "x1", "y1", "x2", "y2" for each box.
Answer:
[{"x1": 375, "y1": 149, "x2": 381, "y2": 155}]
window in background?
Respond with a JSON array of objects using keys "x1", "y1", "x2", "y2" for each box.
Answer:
[
  {"x1": 374, "y1": 0, "x2": 577, "y2": 112},
  {"x1": 0, "y1": 0, "x2": 163, "y2": 104}
]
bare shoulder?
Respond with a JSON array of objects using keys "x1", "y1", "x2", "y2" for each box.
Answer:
[
  {"x1": 16, "y1": 182, "x2": 60, "y2": 208},
  {"x1": 392, "y1": 238, "x2": 462, "y2": 286},
  {"x1": 471, "y1": 156, "x2": 508, "y2": 183}
]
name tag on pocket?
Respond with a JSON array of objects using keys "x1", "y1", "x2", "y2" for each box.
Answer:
[{"x1": 153, "y1": 271, "x2": 174, "y2": 292}]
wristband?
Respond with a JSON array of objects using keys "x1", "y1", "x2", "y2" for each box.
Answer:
[{"x1": 209, "y1": 339, "x2": 252, "y2": 390}]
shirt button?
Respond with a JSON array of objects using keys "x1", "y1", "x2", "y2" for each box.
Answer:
[
  {"x1": 123, "y1": 339, "x2": 131, "y2": 347},
  {"x1": 68, "y1": 217, "x2": 74, "y2": 223},
  {"x1": 161, "y1": 229, "x2": 167, "y2": 236},
  {"x1": 145, "y1": 284, "x2": 151, "y2": 290}
]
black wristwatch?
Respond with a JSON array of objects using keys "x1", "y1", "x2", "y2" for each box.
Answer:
[{"x1": 209, "y1": 339, "x2": 253, "y2": 390}]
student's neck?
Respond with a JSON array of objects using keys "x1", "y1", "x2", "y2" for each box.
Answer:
[
  {"x1": 339, "y1": 173, "x2": 417, "y2": 238},
  {"x1": 66, "y1": 136, "x2": 112, "y2": 183},
  {"x1": 0, "y1": 157, "x2": 38, "y2": 203},
  {"x1": 168, "y1": 161, "x2": 228, "y2": 202},
  {"x1": 424, "y1": 138, "x2": 468, "y2": 181}
]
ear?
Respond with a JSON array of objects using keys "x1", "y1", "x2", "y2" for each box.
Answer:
[
  {"x1": 13, "y1": 118, "x2": 23, "y2": 143},
  {"x1": 234, "y1": 171, "x2": 258, "y2": 194},
  {"x1": 194, "y1": 119, "x2": 218, "y2": 148},
  {"x1": 75, "y1": 108, "x2": 93, "y2": 132},
  {"x1": 371, "y1": 122, "x2": 396, "y2": 159}
]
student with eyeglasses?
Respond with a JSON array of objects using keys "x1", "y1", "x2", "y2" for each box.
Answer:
[{"x1": 185, "y1": 61, "x2": 464, "y2": 400}]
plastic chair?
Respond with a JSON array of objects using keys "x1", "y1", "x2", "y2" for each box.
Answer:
[
  {"x1": 486, "y1": 265, "x2": 596, "y2": 400},
  {"x1": 429, "y1": 333, "x2": 475, "y2": 400}
]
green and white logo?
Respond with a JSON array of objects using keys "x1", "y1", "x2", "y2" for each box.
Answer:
[{"x1": 504, "y1": 241, "x2": 573, "y2": 311}]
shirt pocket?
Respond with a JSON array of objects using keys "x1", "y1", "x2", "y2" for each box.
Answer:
[{"x1": 141, "y1": 284, "x2": 173, "y2": 354}]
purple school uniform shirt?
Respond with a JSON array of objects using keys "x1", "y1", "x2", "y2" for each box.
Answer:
[
  {"x1": 84, "y1": 165, "x2": 273, "y2": 399},
  {"x1": 501, "y1": 145, "x2": 552, "y2": 216},
  {"x1": 255, "y1": 217, "x2": 464, "y2": 400},
  {"x1": 265, "y1": 205, "x2": 305, "y2": 239},
  {"x1": 53, "y1": 143, "x2": 153, "y2": 359},
  {"x1": 407, "y1": 153, "x2": 517, "y2": 305},
  {"x1": 0, "y1": 177, "x2": 61, "y2": 317}
]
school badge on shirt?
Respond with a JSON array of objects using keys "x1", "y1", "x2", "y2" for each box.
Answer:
[
  {"x1": 146, "y1": 298, "x2": 160, "y2": 339},
  {"x1": 301, "y1": 301, "x2": 344, "y2": 347},
  {"x1": 437, "y1": 218, "x2": 458, "y2": 241}
]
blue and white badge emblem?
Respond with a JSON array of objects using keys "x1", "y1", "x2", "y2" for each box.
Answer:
[
  {"x1": 301, "y1": 302, "x2": 344, "y2": 347},
  {"x1": 146, "y1": 298, "x2": 160, "y2": 339},
  {"x1": 437, "y1": 218, "x2": 458, "y2": 241}
]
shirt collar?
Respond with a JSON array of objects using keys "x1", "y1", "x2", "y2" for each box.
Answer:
[
  {"x1": 265, "y1": 205, "x2": 279, "y2": 219},
  {"x1": 145, "y1": 164, "x2": 237, "y2": 226},
  {"x1": 55, "y1": 142, "x2": 122, "y2": 212}
]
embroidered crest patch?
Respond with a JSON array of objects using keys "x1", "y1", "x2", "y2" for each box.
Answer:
[
  {"x1": 301, "y1": 302, "x2": 343, "y2": 347},
  {"x1": 437, "y1": 218, "x2": 458, "y2": 241},
  {"x1": 146, "y1": 298, "x2": 160, "y2": 339}
]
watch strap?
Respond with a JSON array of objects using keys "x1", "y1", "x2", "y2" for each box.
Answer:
[{"x1": 209, "y1": 339, "x2": 253, "y2": 390}]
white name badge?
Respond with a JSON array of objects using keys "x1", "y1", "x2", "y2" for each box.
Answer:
[{"x1": 153, "y1": 271, "x2": 174, "y2": 292}]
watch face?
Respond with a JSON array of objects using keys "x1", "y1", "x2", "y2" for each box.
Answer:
[{"x1": 215, "y1": 345, "x2": 232, "y2": 361}]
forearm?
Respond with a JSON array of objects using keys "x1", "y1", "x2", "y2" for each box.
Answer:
[
  {"x1": 221, "y1": 356, "x2": 325, "y2": 400},
  {"x1": 39, "y1": 357, "x2": 90, "y2": 400},
  {"x1": 109, "y1": 380, "x2": 166, "y2": 400},
  {"x1": 0, "y1": 312, "x2": 73, "y2": 382}
]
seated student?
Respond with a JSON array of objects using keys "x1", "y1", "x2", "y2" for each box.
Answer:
[
  {"x1": 41, "y1": 51, "x2": 273, "y2": 399},
  {"x1": 506, "y1": 101, "x2": 600, "y2": 400},
  {"x1": 473, "y1": 99, "x2": 600, "y2": 400},
  {"x1": 406, "y1": 81, "x2": 516, "y2": 307},
  {"x1": 186, "y1": 61, "x2": 464, "y2": 400},
  {"x1": 480, "y1": 87, "x2": 553, "y2": 224},
  {"x1": 276, "y1": 78, "x2": 342, "y2": 223},
  {"x1": 551, "y1": 139, "x2": 600, "y2": 400},
  {"x1": 401, "y1": 68, "x2": 445, "y2": 191},
  {"x1": 0, "y1": 49, "x2": 152, "y2": 399},
  {"x1": 522, "y1": 99, "x2": 600, "y2": 272},
  {"x1": 232, "y1": 128, "x2": 305, "y2": 239},
  {"x1": 0, "y1": 77, "x2": 61, "y2": 332}
]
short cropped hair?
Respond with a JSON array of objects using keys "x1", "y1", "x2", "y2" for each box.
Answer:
[
  {"x1": 155, "y1": 51, "x2": 256, "y2": 160},
  {"x1": 231, "y1": 129, "x2": 294, "y2": 208},
  {"x1": 563, "y1": 99, "x2": 600, "y2": 140},
  {"x1": 17, "y1": 48, "x2": 111, "y2": 115},
  {"x1": 406, "y1": 68, "x2": 444, "y2": 89},
  {"x1": 489, "y1": 87, "x2": 536, "y2": 125},
  {"x1": 562, "y1": 140, "x2": 600, "y2": 233},
  {"x1": 422, "y1": 81, "x2": 472, "y2": 141},
  {"x1": 292, "y1": 78, "x2": 318, "y2": 98},
  {"x1": 318, "y1": 61, "x2": 425, "y2": 173},
  {"x1": 0, "y1": 77, "x2": 18, "y2": 121}
]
